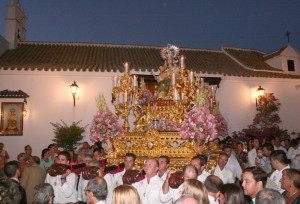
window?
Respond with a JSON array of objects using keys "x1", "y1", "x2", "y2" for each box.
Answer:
[{"x1": 287, "y1": 60, "x2": 295, "y2": 71}]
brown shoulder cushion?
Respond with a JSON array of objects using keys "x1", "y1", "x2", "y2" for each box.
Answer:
[
  {"x1": 169, "y1": 171, "x2": 184, "y2": 189},
  {"x1": 48, "y1": 163, "x2": 70, "y2": 177},
  {"x1": 122, "y1": 169, "x2": 145, "y2": 185}
]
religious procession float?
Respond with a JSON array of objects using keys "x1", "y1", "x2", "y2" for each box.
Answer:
[{"x1": 90, "y1": 44, "x2": 228, "y2": 171}]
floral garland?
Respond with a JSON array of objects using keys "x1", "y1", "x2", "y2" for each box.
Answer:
[
  {"x1": 180, "y1": 106, "x2": 218, "y2": 142},
  {"x1": 90, "y1": 94, "x2": 124, "y2": 143}
]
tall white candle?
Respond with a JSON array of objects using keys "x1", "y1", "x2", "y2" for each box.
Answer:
[
  {"x1": 200, "y1": 78, "x2": 204, "y2": 88},
  {"x1": 124, "y1": 62, "x2": 129, "y2": 73},
  {"x1": 172, "y1": 72, "x2": 176, "y2": 85},
  {"x1": 189, "y1": 71, "x2": 194, "y2": 83},
  {"x1": 133, "y1": 75, "x2": 137, "y2": 87},
  {"x1": 180, "y1": 55, "x2": 185, "y2": 68},
  {"x1": 113, "y1": 76, "x2": 118, "y2": 87},
  {"x1": 124, "y1": 91, "x2": 128, "y2": 103},
  {"x1": 173, "y1": 89, "x2": 179, "y2": 101}
]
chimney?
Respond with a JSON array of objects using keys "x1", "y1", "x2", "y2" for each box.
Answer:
[{"x1": 5, "y1": 0, "x2": 26, "y2": 49}]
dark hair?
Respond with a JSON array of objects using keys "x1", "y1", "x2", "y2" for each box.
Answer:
[
  {"x1": 243, "y1": 166, "x2": 268, "y2": 187},
  {"x1": 41, "y1": 148, "x2": 49, "y2": 158},
  {"x1": 204, "y1": 175, "x2": 223, "y2": 193},
  {"x1": 125, "y1": 153, "x2": 136, "y2": 161},
  {"x1": 86, "y1": 177, "x2": 107, "y2": 201},
  {"x1": 220, "y1": 183, "x2": 246, "y2": 204},
  {"x1": 93, "y1": 148, "x2": 102, "y2": 154},
  {"x1": 262, "y1": 143, "x2": 274, "y2": 152},
  {"x1": 256, "y1": 146, "x2": 263, "y2": 151},
  {"x1": 270, "y1": 150, "x2": 290, "y2": 165},
  {"x1": 222, "y1": 144, "x2": 232, "y2": 151},
  {"x1": 48, "y1": 144, "x2": 55, "y2": 149},
  {"x1": 197, "y1": 154, "x2": 208, "y2": 166},
  {"x1": 4, "y1": 160, "x2": 19, "y2": 178},
  {"x1": 24, "y1": 145, "x2": 31, "y2": 150},
  {"x1": 58, "y1": 151, "x2": 71, "y2": 162},
  {"x1": 255, "y1": 188, "x2": 285, "y2": 204},
  {"x1": 159, "y1": 155, "x2": 170, "y2": 164},
  {"x1": 290, "y1": 139, "x2": 299, "y2": 148}
]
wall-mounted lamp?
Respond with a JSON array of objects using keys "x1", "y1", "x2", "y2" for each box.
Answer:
[
  {"x1": 23, "y1": 109, "x2": 27, "y2": 117},
  {"x1": 70, "y1": 81, "x2": 79, "y2": 106},
  {"x1": 256, "y1": 85, "x2": 265, "y2": 107}
]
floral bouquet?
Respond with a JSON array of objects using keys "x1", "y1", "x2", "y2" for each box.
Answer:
[
  {"x1": 214, "y1": 114, "x2": 228, "y2": 137},
  {"x1": 147, "y1": 117, "x2": 180, "y2": 132},
  {"x1": 180, "y1": 106, "x2": 218, "y2": 143},
  {"x1": 136, "y1": 78, "x2": 153, "y2": 106},
  {"x1": 90, "y1": 94, "x2": 124, "y2": 144}
]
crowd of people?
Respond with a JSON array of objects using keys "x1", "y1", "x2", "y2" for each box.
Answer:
[{"x1": 0, "y1": 134, "x2": 299, "y2": 204}]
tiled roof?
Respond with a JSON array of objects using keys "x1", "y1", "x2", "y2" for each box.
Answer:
[
  {"x1": 223, "y1": 47, "x2": 281, "y2": 72},
  {"x1": 263, "y1": 46, "x2": 287, "y2": 60},
  {"x1": 0, "y1": 89, "x2": 29, "y2": 98},
  {"x1": 0, "y1": 41, "x2": 299, "y2": 79}
]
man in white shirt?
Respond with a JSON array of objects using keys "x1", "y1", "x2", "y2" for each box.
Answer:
[
  {"x1": 113, "y1": 152, "x2": 136, "y2": 187},
  {"x1": 190, "y1": 154, "x2": 210, "y2": 182},
  {"x1": 269, "y1": 150, "x2": 290, "y2": 193},
  {"x1": 287, "y1": 139, "x2": 300, "y2": 170},
  {"x1": 78, "y1": 160, "x2": 114, "y2": 204},
  {"x1": 273, "y1": 136, "x2": 287, "y2": 153},
  {"x1": 132, "y1": 158, "x2": 165, "y2": 204},
  {"x1": 45, "y1": 151, "x2": 78, "y2": 204},
  {"x1": 213, "y1": 153, "x2": 235, "y2": 184},
  {"x1": 248, "y1": 138, "x2": 260, "y2": 167},
  {"x1": 204, "y1": 175, "x2": 223, "y2": 204},
  {"x1": 161, "y1": 164, "x2": 198, "y2": 203},
  {"x1": 242, "y1": 166, "x2": 267, "y2": 204},
  {"x1": 223, "y1": 144, "x2": 242, "y2": 181},
  {"x1": 158, "y1": 155, "x2": 170, "y2": 181},
  {"x1": 85, "y1": 176, "x2": 107, "y2": 204}
]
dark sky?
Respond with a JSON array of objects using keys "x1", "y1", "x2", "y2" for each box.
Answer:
[{"x1": 0, "y1": 0, "x2": 299, "y2": 53}]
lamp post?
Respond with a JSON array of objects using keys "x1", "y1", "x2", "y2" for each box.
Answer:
[
  {"x1": 256, "y1": 85, "x2": 265, "y2": 107},
  {"x1": 70, "y1": 81, "x2": 79, "y2": 106}
]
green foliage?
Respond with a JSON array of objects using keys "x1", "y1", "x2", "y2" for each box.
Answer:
[{"x1": 51, "y1": 120, "x2": 87, "y2": 151}]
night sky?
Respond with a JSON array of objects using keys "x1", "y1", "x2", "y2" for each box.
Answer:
[{"x1": 0, "y1": 0, "x2": 299, "y2": 53}]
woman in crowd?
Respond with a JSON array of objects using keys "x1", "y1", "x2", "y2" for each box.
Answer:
[
  {"x1": 17, "y1": 152, "x2": 29, "y2": 173},
  {"x1": 112, "y1": 184, "x2": 141, "y2": 204},
  {"x1": 281, "y1": 168, "x2": 300, "y2": 204},
  {"x1": 219, "y1": 183, "x2": 246, "y2": 204},
  {"x1": 39, "y1": 148, "x2": 53, "y2": 169},
  {"x1": 182, "y1": 179, "x2": 209, "y2": 204}
]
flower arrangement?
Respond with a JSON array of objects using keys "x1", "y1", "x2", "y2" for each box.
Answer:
[
  {"x1": 233, "y1": 93, "x2": 289, "y2": 142},
  {"x1": 212, "y1": 101, "x2": 228, "y2": 137},
  {"x1": 214, "y1": 113, "x2": 229, "y2": 137},
  {"x1": 180, "y1": 106, "x2": 218, "y2": 142},
  {"x1": 90, "y1": 94, "x2": 124, "y2": 143},
  {"x1": 136, "y1": 78, "x2": 153, "y2": 106},
  {"x1": 147, "y1": 117, "x2": 180, "y2": 132}
]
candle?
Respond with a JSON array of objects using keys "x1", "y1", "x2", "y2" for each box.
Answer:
[
  {"x1": 124, "y1": 62, "x2": 129, "y2": 73},
  {"x1": 200, "y1": 78, "x2": 204, "y2": 88},
  {"x1": 133, "y1": 75, "x2": 137, "y2": 87},
  {"x1": 180, "y1": 55, "x2": 185, "y2": 68},
  {"x1": 124, "y1": 91, "x2": 128, "y2": 103},
  {"x1": 173, "y1": 89, "x2": 179, "y2": 101},
  {"x1": 113, "y1": 76, "x2": 118, "y2": 87},
  {"x1": 181, "y1": 92, "x2": 185, "y2": 100},
  {"x1": 172, "y1": 72, "x2": 176, "y2": 85},
  {"x1": 189, "y1": 71, "x2": 194, "y2": 83}
]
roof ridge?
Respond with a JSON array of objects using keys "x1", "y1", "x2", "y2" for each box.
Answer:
[
  {"x1": 223, "y1": 46, "x2": 266, "y2": 55},
  {"x1": 263, "y1": 45, "x2": 288, "y2": 58},
  {"x1": 19, "y1": 41, "x2": 164, "y2": 49}
]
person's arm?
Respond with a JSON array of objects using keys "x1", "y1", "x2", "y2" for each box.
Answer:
[{"x1": 59, "y1": 170, "x2": 78, "y2": 197}]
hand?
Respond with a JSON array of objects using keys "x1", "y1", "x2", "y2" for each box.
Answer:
[
  {"x1": 61, "y1": 169, "x2": 71, "y2": 178},
  {"x1": 166, "y1": 170, "x2": 176, "y2": 180}
]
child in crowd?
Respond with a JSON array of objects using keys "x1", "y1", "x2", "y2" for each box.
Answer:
[{"x1": 255, "y1": 147, "x2": 267, "y2": 168}]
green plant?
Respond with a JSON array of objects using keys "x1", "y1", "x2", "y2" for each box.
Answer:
[{"x1": 51, "y1": 120, "x2": 87, "y2": 151}]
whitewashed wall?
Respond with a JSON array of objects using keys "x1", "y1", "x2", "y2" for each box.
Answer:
[{"x1": 0, "y1": 70, "x2": 300, "y2": 160}]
